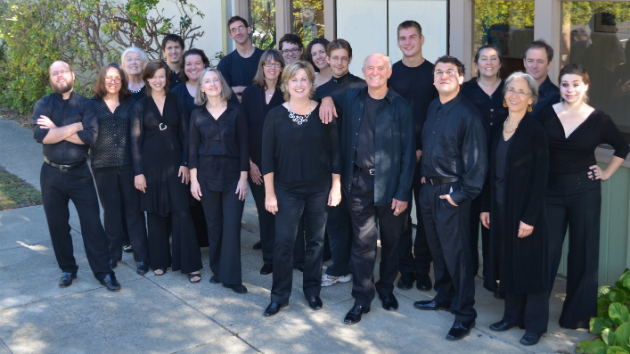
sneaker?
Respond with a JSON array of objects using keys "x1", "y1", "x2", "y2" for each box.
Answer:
[
  {"x1": 321, "y1": 273, "x2": 352, "y2": 287},
  {"x1": 123, "y1": 243, "x2": 133, "y2": 253}
]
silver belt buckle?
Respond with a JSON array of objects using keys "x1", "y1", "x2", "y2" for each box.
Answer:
[
  {"x1": 369, "y1": 168, "x2": 375, "y2": 176},
  {"x1": 159, "y1": 123, "x2": 167, "y2": 131},
  {"x1": 430, "y1": 179, "x2": 436, "y2": 186}
]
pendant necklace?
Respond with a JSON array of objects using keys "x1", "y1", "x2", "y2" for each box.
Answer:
[{"x1": 288, "y1": 102, "x2": 312, "y2": 125}]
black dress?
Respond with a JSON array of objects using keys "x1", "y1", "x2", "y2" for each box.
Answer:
[{"x1": 130, "y1": 93, "x2": 202, "y2": 273}]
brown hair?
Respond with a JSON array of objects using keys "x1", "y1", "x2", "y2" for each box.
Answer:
[
  {"x1": 304, "y1": 37, "x2": 330, "y2": 72},
  {"x1": 143, "y1": 60, "x2": 171, "y2": 96},
  {"x1": 397, "y1": 20, "x2": 422, "y2": 37},
  {"x1": 93, "y1": 62, "x2": 131, "y2": 100},
  {"x1": 327, "y1": 38, "x2": 353, "y2": 58},
  {"x1": 559, "y1": 64, "x2": 590, "y2": 103},
  {"x1": 252, "y1": 49, "x2": 285, "y2": 90},
  {"x1": 228, "y1": 16, "x2": 249, "y2": 30},
  {"x1": 280, "y1": 61, "x2": 316, "y2": 102},
  {"x1": 523, "y1": 39, "x2": 554, "y2": 63}
]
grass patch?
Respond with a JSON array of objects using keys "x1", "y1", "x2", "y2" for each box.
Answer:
[{"x1": 0, "y1": 165, "x2": 42, "y2": 210}]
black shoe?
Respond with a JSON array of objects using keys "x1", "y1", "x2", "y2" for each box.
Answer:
[
  {"x1": 293, "y1": 265, "x2": 304, "y2": 272},
  {"x1": 260, "y1": 264, "x2": 273, "y2": 275},
  {"x1": 413, "y1": 299, "x2": 451, "y2": 311},
  {"x1": 263, "y1": 302, "x2": 287, "y2": 317},
  {"x1": 416, "y1": 274, "x2": 433, "y2": 291},
  {"x1": 489, "y1": 320, "x2": 516, "y2": 332},
  {"x1": 100, "y1": 273, "x2": 121, "y2": 292},
  {"x1": 494, "y1": 291, "x2": 506, "y2": 299},
  {"x1": 343, "y1": 304, "x2": 370, "y2": 325},
  {"x1": 378, "y1": 292, "x2": 399, "y2": 311},
  {"x1": 224, "y1": 284, "x2": 248, "y2": 294},
  {"x1": 123, "y1": 243, "x2": 133, "y2": 253},
  {"x1": 446, "y1": 320, "x2": 475, "y2": 341},
  {"x1": 109, "y1": 259, "x2": 118, "y2": 270},
  {"x1": 58, "y1": 272, "x2": 77, "y2": 288},
  {"x1": 397, "y1": 273, "x2": 415, "y2": 290},
  {"x1": 252, "y1": 241, "x2": 262, "y2": 250},
  {"x1": 306, "y1": 296, "x2": 323, "y2": 310},
  {"x1": 209, "y1": 275, "x2": 220, "y2": 284},
  {"x1": 520, "y1": 332, "x2": 541, "y2": 346},
  {"x1": 136, "y1": 261, "x2": 149, "y2": 275}
]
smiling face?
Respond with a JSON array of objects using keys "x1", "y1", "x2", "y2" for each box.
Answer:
[
  {"x1": 477, "y1": 47, "x2": 501, "y2": 78},
  {"x1": 560, "y1": 74, "x2": 589, "y2": 104},
  {"x1": 263, "y1": 58, "x2": 281, "y2": 82},
  {"x1": 104, "y1": 67, "x2": 122, "y2": 95},
  {"x1": 201, "y1": 70, "x2": 223, "y2": 98},
  {"x1": 310, "y1": 43, "x2": 328, "y2": 70},
  {"x1": 147, "y1": 68, "x2": 166, "y2": 93},
  {"x1": 163, "y1": 40, "x2": 183, "y2": 66},
  {"x1": 504, "y1": 77, "x2": 533, "y2": 113},
  {"x1": 228, "y1": 20, "x2": 251, "y2": 45},
  {"x1": 124, "y1": 52, "x2": 145, "y2": 76},
  {"x1": 287, "y1": 68, "x2": 312, "y2": 100},
  {"x1": 362, "y1": 54, "x2": 392, "y2": 90},
  {"x1": 184, "y1": 54, "x2": 205, "y2": 82},
  {"x1": 281, "y1": 42, "x2": 303, "y2": 64},
  {"x1": 49, "y1": 61, "x2": 75, "y2": 94},
  {"x1": 397, "y1": 27, "x2": 424, "y2": 58},
  {"x1": 327, "y1": 48, "x2": 351, "y2": 78},
  {"x1": 433, "y1": 62, "x2": 464, "y2": 96},
  {"x1": 523, "y1": 47, "x2": 551, "y2": 82}
]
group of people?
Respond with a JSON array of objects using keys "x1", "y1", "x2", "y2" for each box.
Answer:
[{"x1": 33, "y1": 15, "x2": 629, "y2": 347}]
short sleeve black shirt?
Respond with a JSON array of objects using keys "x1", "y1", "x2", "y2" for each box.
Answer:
[{"x1": 217, "y1": 47, "x2": 265, "y2": 87}]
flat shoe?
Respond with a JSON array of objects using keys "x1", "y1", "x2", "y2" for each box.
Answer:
[
  {"x1": 136, "y1": 261, "x2": 149, "y2": 275},
  {"x1": 416, "y1": 274, "x2": 433, "y2": 291},
  {"x1": 59, "y1": 272, "x2": 77, "y2": 288},
  {"x1": 413, "y1": 299, "x2": 450, "y2": 311},
  {"x1": 260, "y1": 264, "x2": 273, "y2": 275},
  {"x1": 224, "y1": 284, "x2": 248, "y2": 294},
  {"x1": 153, "y1": 268, "x2": 166, "y2": 276},
  {"x1": 100, "y1": 273, "x2": 121, "y2": 292},
  {"x1": 252, "y1": 241, "x2": 262, "y2": 250},
  {"x1": 209, "y1": 275, "x2": 220, "y2": 284},
  {"x1": 520, "y1": 332, "x2": 541, "y2": 346},
  {"x1": 378, "y1": 292, "x2": 399, "y2": 311},
  {"x1": 189, "y1": 273, "x2": 201, "y2": 283},
  {"x1": 446, "y1": 320, "x2": 475, "y2": 341},
  {"x1": 397, "y1": 273, "x2": 415, "y2": 290},
  {"x1": 306, "y1": 296, "x2": 323, "y2": 310},
  {"x1": 109, "y1": 259, "x2": 118, "y2": 270},
  {"x1": 343, "y1": 304, "x2": 370, "y2": 325},
  {"x1": 263, "y1": 302, "x2": 287, "y2": 317},
  {"x1": 489, "y1": 320, "x2": 516, "y2": 332}
]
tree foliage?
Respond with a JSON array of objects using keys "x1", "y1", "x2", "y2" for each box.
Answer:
[{"x1": 250, "y1": 0, "x2": 276, "y2": 50}]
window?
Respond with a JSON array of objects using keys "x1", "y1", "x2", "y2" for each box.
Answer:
[
  {"x1": 292, "y1": 0, "x2": 325, "y2": 48},
  {"x1": 562, "y1": 2, "x2": 630, "y2": 136},
  {"x1": 251, "y1": 0, "x2": 277, "y2": 50}
]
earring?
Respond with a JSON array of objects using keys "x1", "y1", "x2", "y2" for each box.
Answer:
[
  {"x1": 503, "y1": 101, "x2": 508, "y2": 108},
  {"x1": 527, "y1": 104, "x2": 533, "y2": 113}
]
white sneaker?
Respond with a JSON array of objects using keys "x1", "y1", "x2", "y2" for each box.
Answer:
[{"x1": 321, "y1": 273, "x2": 352, "y2": 287}]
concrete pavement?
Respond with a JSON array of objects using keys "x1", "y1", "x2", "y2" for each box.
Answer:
[{"x1": 0, "y1": 118, "x2": 592, "y2": 353}]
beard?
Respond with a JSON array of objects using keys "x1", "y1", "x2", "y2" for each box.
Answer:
[{"x1": 50, "y1": 79, "x2": 74, "y2": 94}]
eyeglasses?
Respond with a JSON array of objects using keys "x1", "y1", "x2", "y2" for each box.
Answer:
[
  {"x1": 105, "y1": 77, "x2": 122, "y2": 84},
  {"x1": 263, "y1": 62, "x2": 282, "y2": 68},
  {"x1": 433, "y1": 69, "x2": 458, "y2": 77},
  {"x1": 506, "y1": 88, "x2": 530, "y2": 96},
  {"x1": 230, "y1": 25, "x2": 246, "y2": 34},
  {"x1": 282, "y1": 48, "x2": 301, "y2": 55}
]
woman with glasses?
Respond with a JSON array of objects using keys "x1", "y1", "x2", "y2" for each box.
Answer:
[
  {"x1": 305, "y1": 38, "x2": 332, "y2": 87},
  {"x1": 480, "y1": 72, "x2": 549, "y2": 346},
  {"x1": 90, "y1": 62, "x2": 149, "y2": 275},
  {"x1": 130, "y1": 60, "x2": 203, "y2": 282}
]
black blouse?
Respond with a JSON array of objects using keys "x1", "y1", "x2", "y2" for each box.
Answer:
[
  {"x1": 461, "y1": 79, "x2": 507, "y2": 134},
  {"x1": 540, "y1": 106, "x2": 629, "y2": 175},
  {"x1": 261, "y1": 104, "x2": 341, "y2": 183},
  {"x1": 494, "y1": 136, "x2": 512, "y2": 205},
  {"x1": 130, "y1": 86, "x2": 147, "y2": 102},
  {"x1": 90, "y1": 96, "x2": 136, "y2": 169},
  {"x1": 241, "y1": 85, "x2": 285, "y2": 168},
  {"x1": 189, "y1": 103, "x2": 249, "y2": 192}
]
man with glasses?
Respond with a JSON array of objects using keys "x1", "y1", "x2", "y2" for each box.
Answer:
[
  {"x1": 413, "y1": 55, "x2": 487, "y2": 341},
  {"x1": 278, "y1": 33, "x2": 304, "y2": 64},
  {"x1": 388, "y1": 20, "x2": 437, "y2": 293},
  {"x1": 33, "y1": 61, "x2": 121, "y2": 292},
  {"x1": 217, "y1": 16, "x2": 264, "y2": 102}
]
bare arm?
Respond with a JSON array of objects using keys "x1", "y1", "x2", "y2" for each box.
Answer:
[
  {"x1": 39, "y1": 116, "x2": 83, "y2": 145},
  {"x1": 64, "y1": 133, "x2": 85, "y2": 145}
]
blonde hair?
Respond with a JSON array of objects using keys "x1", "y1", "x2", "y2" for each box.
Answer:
[
  {"x1": 280, "y1": 61, "x2": 316, "y2": 102},
  {"x1": 195, "y1": 68, "x2": 232, "y2": 105}
]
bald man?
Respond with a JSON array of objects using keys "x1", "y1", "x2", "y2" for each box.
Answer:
[
  {"x1": 320, "y1": 54, "x2": 415, "y2": 324},
  {"x1": 33, "y1": 61, "x2": 120, "y2": 291}
]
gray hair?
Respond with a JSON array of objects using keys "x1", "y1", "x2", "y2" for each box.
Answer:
[
  {"x1": 363, "y1": 53, "x2": 392, "y2": 71},
  {"x1": 120, "y1": 47, "x2": 149, "y2": 68},
  {"x1": 503, "y1": 72, "x2": 539, "y2": 106}
]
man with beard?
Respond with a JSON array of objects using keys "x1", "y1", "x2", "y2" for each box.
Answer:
[
  {"x1": 217, "y1": 16, "x2": 264, "y2": 102},
  {"x1": 33, "y1": 61, "x2": 121, "y2": 291}
]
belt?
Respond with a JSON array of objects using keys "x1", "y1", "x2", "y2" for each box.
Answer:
[
  {"x1": 357, "y1": 166, "x2": 376, "y2": 176},
  {"x1": 44, "y1": 157, "x2": 86, "y2": 171},
  {"x1": 427, "y1": 177, "x2": 459, "y2": 186}
]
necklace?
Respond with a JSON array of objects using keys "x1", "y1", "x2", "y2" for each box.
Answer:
[
  {"x1": 129, "y1": 83, "x2": 145, "y2": 94},
  {"x1": 288, "y1": 102, "x2": 312, "y2": 125},
  {"x1": 503, "y1": 117, "x2": 518, "y2": 134}
]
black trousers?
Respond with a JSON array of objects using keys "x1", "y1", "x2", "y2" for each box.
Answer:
[
  {"x1": 398, "y1": 165, "x2": 432, "y2": 278},
  {"x1": 547, "y1": 172, "x2": 601, "y2": 329},
  {"x1": 92, "y1": 165, "x2": 149, "y2": 263},
  {"x1": 249, "y1": 176, "x2": 305, "y2": 267},
  {"x1": 191, "y1": 198, "x2": 209, "y2": 248},
  {"x1": 324, "y1": 196, "x2": 352, "y2": 276},
  {"x1": 40, "y1": 163, "x2": 111, "y2": 280},
  {"x1": 503, "y1": 291, "x2": 550, "y2": 335},
  {"x1": 469, "y1": 196, "x2": 490, "y2": 279},
  {"x1": 420, "y1": 181, "x2": 477, "y2": 322},
  {"x1": 271, "y1": 179, "x2": 330, "y2": 304},
  {"x1": 200, "y1": 187, "x2": 244, "y2": 285},
  {"x1": 348, "y1": 170, "x2": 405, "y2": 307}
]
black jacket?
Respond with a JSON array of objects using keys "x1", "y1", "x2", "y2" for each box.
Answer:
[{"x1": 332, "y1": 87, "x2": 415, "y2": 205}]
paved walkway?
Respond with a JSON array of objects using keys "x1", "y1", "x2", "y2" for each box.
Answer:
[{"x1": 0, "y1": 118, "x2": 592, "y2": 354}]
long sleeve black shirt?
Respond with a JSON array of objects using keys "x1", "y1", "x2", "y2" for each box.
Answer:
[
  {"x1": 90, "y1": 96, "x2": 136, "y2": 169},
  {"x1": 241, "y1": 84, "x2": 285, "y2": 168},
  {"x1": 217, "y1": 47, "x2": 265, "y2": 87},
  {"x1": 32, "y1": 92, "x2": 98, "y2": 165},
  {"x1": 388, "y1": 60, "x2": 438, "y2": 150},
  {"x1": 189, "y1": 102, "x2": 249, "y2": 191},
  {"x1": 332, "y1": 87, "x2": 416, "y2": 205},
  {"x1": 261, "y1": 104, "x2": 341, "y2": 183},
  {"x1": 461, "y1": 79, "x2": 507, "y2": 136},
  {"x1": 421, "y1": 93, "x2": 488, "y2": 205},
  {"x1": 531, "y1": 76, "x2": 560, "y2": 121},
  {"x1": 314, "y1": 72, "x2": 366, "y2": 100},
  {"x1": 171, "y1": 82, "x2": 240, "y2": 115}
]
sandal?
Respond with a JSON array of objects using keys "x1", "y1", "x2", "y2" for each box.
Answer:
[
  {"x1": 153, "y1": 268, "x2": 166, "y2": 276},
  {"x1": 189, "y1": 273, "x2": 201, "y2": 283}
]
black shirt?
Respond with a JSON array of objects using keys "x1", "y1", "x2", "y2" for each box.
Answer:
[
  {"x1": 421, "y1": 93, "x2": 488, "y2": 205},
  {"x1": 532, "y1": 76, "x2": 560, "y2": 121},
  {"x1": 388, "y1": 60, "x2": 438, "y2": 150},
  {"x1": 189, "y1": 103, "x2": 249, "y2": 192},
  {"x1": 130, "y1": 86, "x2": 147, "y2": 102},
  {"x1": 261, "y1": 104, "x2": 341, "y2": 183},
  {"x1": 169, "y1": 70, "x2": 183, "y2": 90},
  {"x1": 461, "y1": 79, "x2": 507, "y2": 134},
  {"x1": 314, "y1": 72, "x2": 366, "y2": 100},
  {"x1": 90, "y1": 96, "x2": 136, "y2": 169},
  {"x1": 354, "y1": 96, "x2": 381, "y2": 169},
  {"x1": 33, "y1": 92, "x2": 98, "y2": 165},
  {"x1": 241, "y1": 84, "x2": 285, "y2": 168},
  {"x1": 539, "y1": 106, "x2": 629, "y2": 175},
  {"x1": 172, "y1": 82, "x2": 241, "y2": 114},
  {"x1": 217, "y1": 47, "x2": 265, "y2": 87},
  {"x1": 494, "y1": 136, "x2": 512, "y2": 205}
]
